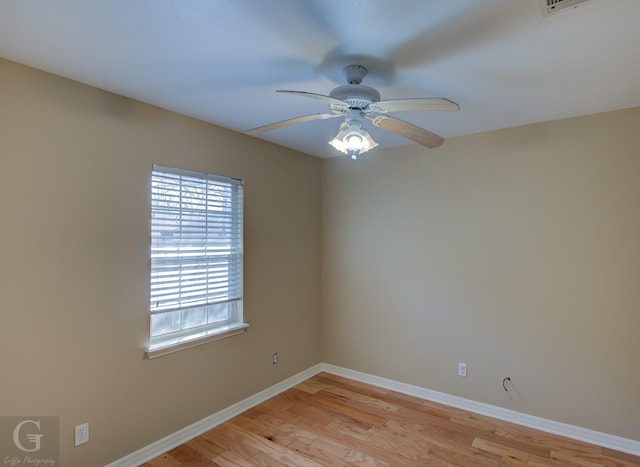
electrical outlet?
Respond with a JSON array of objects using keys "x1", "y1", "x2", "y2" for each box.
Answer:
[
  {"x1": 458, "y1": 362, "x2": 467, "y2": 377},
  {"x1": 74, "y1": 422, "x2": 89, "y2": 446},
  {"x1": 272, "y1": 352, "x2": 278, "y2": 365}
]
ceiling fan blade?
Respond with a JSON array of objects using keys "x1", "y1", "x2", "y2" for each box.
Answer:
[
  {"x1": 369, "y1": 98, "x2": 459, "y2": 113},
  {"x1": 370, "y1": 115, "x2": 445, "y2": 149},
  {"x1": 247, "y1": 113, "x2": 341, "y2": 135},
  {"x1": 277, "y1": 90, "x2": 349, "y2": 110}
]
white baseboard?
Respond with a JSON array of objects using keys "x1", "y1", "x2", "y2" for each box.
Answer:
[
  {"x1": 107, "y1": 362, "x2": 639, "y2": 465},
  {"x1": 320, "y1": 363, "x2": 640, "y2": 456},
  {"x1": 105, "y1": 364, "x2": 324, "y2": 467}
]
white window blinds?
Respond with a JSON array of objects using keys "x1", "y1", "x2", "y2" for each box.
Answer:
[{"x1": 150, "y1": 165, "x2": 243, "y2": 342}]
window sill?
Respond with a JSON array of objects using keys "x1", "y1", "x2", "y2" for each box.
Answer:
[{"x1": 145, "y1": 322, "x2": 249, "y2": 359}]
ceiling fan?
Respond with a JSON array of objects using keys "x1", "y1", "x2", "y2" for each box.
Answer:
[{"x1": 248, "y1": 64, "x2": 459, "y2": 159}]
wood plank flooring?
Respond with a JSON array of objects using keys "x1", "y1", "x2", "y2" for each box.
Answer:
[{"x1": 141, "y1": 372, "x2": 640, "y2": 466}]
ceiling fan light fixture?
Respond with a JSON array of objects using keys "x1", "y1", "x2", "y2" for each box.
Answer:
[
  {"x1": 248, "y1": 63, "x2": 458, "y2": 156},
  {"x1": 328, "y1": 120, "x2": 378, "y2": 159}
]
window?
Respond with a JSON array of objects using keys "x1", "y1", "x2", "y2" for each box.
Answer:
[{"x1": 146, "y1": 164, "x2": 247, "y2": 358}]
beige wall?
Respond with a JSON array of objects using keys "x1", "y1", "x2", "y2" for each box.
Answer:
[
  {"x1": 0, "y1": 58, "x2": 322, "y2": 465},
  {"x1": 322, "y1": 106, "x2": 640, "y2": 441}
]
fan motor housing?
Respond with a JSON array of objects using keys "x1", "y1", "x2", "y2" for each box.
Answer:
[{"x1": 330, "y1": 85, "x2": 380, "y2": 109}]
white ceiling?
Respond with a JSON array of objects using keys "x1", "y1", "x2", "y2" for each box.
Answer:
[{"x1": 1, "y1": 0, "x2": 639, "y2": 159}]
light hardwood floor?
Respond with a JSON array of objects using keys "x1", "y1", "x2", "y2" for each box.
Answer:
[{"x1": 142, "y1": 372, "x2": 640, "y2": 466}]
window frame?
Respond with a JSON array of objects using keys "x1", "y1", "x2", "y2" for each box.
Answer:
[{"x1": 145, "y1": 164, "x2": 248, "y2": 359}]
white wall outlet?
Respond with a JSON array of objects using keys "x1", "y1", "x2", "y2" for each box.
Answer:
[
  {"x1": 272, "y1": 352, "x2": 278, "y2": 365},
  {"x1": 74, "y1": 422, "x2": 89, "y2": 446},
  {"x1": 458, "y1": 362, "x2": 467, "y2": 377}
]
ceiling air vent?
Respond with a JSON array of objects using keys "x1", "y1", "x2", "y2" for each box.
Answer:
[{"x1": 540, "y1": 0, "x2": 588, "y2": 16}]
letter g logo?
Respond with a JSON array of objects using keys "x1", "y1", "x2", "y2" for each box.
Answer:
[{"x1": 12, "y1": 419, "x2": 44, "y2": 452}]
